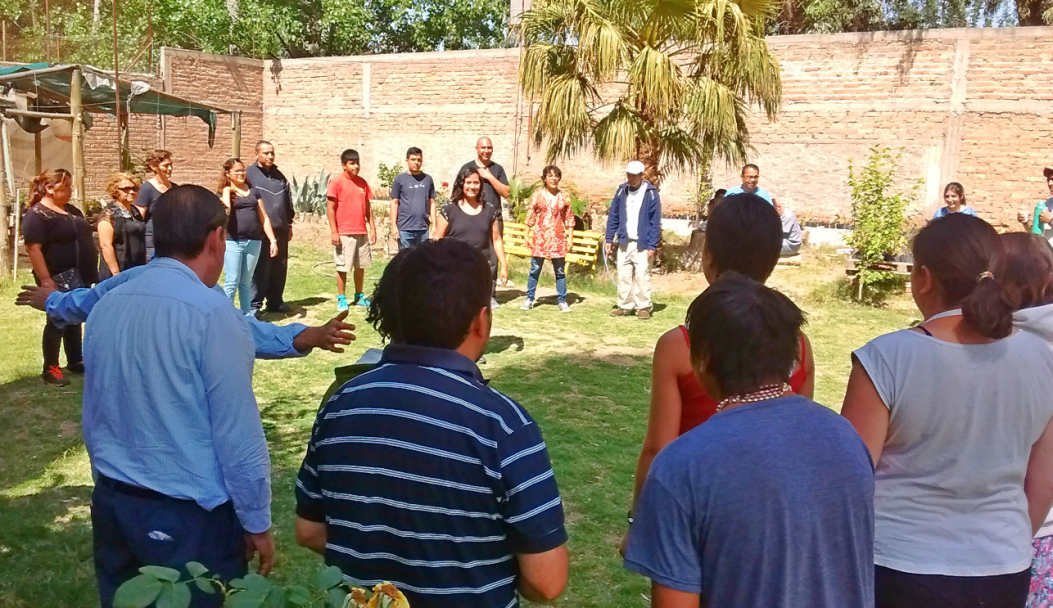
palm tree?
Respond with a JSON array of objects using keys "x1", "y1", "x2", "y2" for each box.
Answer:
[{"x1": 515, "y1": 0, "x2": 782, "y2": 187}]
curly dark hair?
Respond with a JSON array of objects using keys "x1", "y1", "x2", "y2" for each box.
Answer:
[{"x1": 451, "y1": 166, "x2": 483, "y2": 205}]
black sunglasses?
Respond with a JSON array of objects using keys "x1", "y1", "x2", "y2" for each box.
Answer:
[{"x1": 117, "y1": 186, "x2": 139, "y2": 192}]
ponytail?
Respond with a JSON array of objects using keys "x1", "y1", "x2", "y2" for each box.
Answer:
[
  {"x1": 961, "y1": 274, "x2": 1013, "y2": 339},
  {"x1": 29, "y1": 169, "x2": 72, "y2": 206},
  {"x1": 914, "y1": 214, "x2": 1012, "y2": 339}
]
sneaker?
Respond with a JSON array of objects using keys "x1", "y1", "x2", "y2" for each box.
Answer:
[
  {"x1": 610, "y1": 308, "x2": 633, "y2": 317},
  {"x1": 559, "y1": 302, "x2": 571, "y2": 313},
  {"x1": 478, "y1": 356, "x2": 487, "y2": 365},
  {"x1": 491, "y1": 298, "x2": 500, "y2": 310},
  {"x1": 637, "y1": 308, "x2": 652, "y2": 320},
  {"x1": 265, "y1": 303, "x2": 293, "y2": 313},
  {"x1": 66, "y1": 361, "x2": 85, "y2": 374},
  {"x1": 337, "y1": 295, "x2": 349, "y2": 312},
  {"x1": 355, "y1": 293, "x2": 372, "y2": 308},
  {"x1": 42, "y1": 366, "x2": 70, "y2": 387},
  {"x1": 520, "y1": 299, "x2": 534, "y2": 311}
]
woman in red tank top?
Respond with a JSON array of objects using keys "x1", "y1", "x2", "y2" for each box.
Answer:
[{"x1": 623, "y1": 193, "x2": 815, "y2": 555}]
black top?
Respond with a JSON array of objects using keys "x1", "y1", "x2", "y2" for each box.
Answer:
[
  {"x1": 226, "y1": 186, "x2": 265, "y2": 241},
  {"x1": 441, "y1": 201, "x2": 497, "y2": 253},
  {"x1": 246, "y1": 162, "x2": 294, "y2": 230},
  {"x1": 459, "y1": 160, "x2": 508, "y2": 219},
  {"x1": 136, "y1": 180, "x2": 176, "y2": 261},
  {"x1": 21, "y1": 203, "x2": 99, "y2": 285},
  {"x1": 97, "y1": 202, "x2": 147, "y2": 280}
]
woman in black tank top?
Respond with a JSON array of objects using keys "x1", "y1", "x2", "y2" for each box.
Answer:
[{"x1": 435, "y1": 166, "x2": 509, "y2": 288}]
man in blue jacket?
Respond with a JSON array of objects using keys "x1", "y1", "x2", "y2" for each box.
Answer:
[{"x1": 605, "y1": 161, "x2": 661, "y2": 319}]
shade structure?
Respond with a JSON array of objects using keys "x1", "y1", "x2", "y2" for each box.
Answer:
[{"x1": 0, "y1": 62, "x2": 223, "y2": 146}]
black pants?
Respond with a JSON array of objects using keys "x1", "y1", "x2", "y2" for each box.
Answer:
[
  {"x1": 92, "y1": 476, "x2": 247, "y2": 608},
  {"x1": 251, "y1": 227, "x2": 289, "y2": 310},
  {"x1": 42, "y1": 319, "x2": 81, "y2": 372},
  {"x1": 875, "y1": 565, "x2": 1030, "y2": 608}
]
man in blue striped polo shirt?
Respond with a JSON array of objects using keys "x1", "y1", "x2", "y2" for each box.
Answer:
[{"x1": 294, "y1": 239, "x2": 568, "y2": 608}]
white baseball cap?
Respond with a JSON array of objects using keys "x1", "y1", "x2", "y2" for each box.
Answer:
[{"x1": 625, "y1": 160, "x2": 645, "y2": 175}]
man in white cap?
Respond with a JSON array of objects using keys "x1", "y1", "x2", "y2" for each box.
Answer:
[
  {"x1": 604, "y1": 161, "x2": 662, "y2": 319},
  {"x1": 1017, "y1": 165, "x2": 1053, "y2": 246}
]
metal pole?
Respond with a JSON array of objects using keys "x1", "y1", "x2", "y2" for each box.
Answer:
[
  {"x1": 0, "y1": 126, "x2": 8, "y2": 281},
  {"x1": 33, "y1": 132, "x2": 42, "y2": 174},
  {"x1": 112, "y1": 0, "x2": 123, "y2": 169},
  {"x1": 71, "y1": 68, "x2": 86, "y2": 210},
  {"x1": 1, "y1": 119, "x2": 13, "y2": 196}
]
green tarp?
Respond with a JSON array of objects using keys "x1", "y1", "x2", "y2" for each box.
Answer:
[{"x1": 0, "y1": 63, "x2": 221, "y2": 146}]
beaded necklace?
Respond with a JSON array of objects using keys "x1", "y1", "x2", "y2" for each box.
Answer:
[{"x1": 716, "y1": 382, "x2": 792, "y2": 412}]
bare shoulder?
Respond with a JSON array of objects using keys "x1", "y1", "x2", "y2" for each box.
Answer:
[{"x1": 654, "y1": 326, "x2": 692, "y2": 373}]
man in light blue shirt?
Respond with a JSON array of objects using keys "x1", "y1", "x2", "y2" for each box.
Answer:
[
  {"x1": 725, "y1": 163, "x2": 774, "y2": 204},
  {"x1": 16, "y1": 261, "x2": 356, "y2": 359},
  {"x1": 82, "y1": 186, "x2": 282, "y2": 607}
]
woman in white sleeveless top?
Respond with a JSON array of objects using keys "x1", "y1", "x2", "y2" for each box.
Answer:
[{"x1": 842, "y1": 214, "x2": 1053, "y2": 608}]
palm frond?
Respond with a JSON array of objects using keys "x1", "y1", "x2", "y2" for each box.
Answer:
[
  {"x1": 626, "y1": 46, "x2": 685, "y2": 122},
  {"x1": 532, "y1": 73, "x2": 598, "y2": 162},
  {"x1": 594, "y1": 103, "x2": 652, "y2": 161}
]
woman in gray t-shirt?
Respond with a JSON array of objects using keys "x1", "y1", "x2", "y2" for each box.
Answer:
[{"x1": 843, "y1": 214, "x2": 1053, "y2": 608}]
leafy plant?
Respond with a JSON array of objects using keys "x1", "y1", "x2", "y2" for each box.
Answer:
[
  {"x1": 847, "y1": 145, "x2": 917, "y2": 302},
  {"x1": 507, "y1": 176, "x2": 541, "y2": 222},
  {"x1": 291, "y1": 170, "x2": 332, "y2": 216},
  {"x1": 376, "y1": 162, "x2": 403, "y2": 190},
  {"x1": 113, "y1": 563, "x2": 409, "y2": 608}
]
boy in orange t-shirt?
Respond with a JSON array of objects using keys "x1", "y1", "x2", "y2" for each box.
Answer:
[{"x1": 326, "y1": 149, "x2": 377, "y2": 312}]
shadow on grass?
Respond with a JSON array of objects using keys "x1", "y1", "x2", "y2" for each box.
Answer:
[
  {"x1": 0, "y1": 374, "x2": 85, "y2": 492},
  {"x1": 486, "y1": 335, "x2": 525, "y2": 355},
  {"x1": 0, "y1": 483, "x2": 96, "y2": 607}
]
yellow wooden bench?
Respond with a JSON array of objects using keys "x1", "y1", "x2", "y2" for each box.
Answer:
[{"x1": 503, "y1": 221, "x2": 603, "y2": 270}]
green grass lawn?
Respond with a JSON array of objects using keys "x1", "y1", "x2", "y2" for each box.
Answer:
[{"x1": 0, "y1": 242, "x2": 914, "y2": 607}]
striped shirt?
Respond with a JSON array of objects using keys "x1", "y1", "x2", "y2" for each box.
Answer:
[{"x1": 296, "y1": 345, "x2": 567, "y2": 608}]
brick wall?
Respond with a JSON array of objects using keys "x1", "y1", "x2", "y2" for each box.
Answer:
[
  {"x1": 70, "y1": 27, "x2": 1053, "y2": 229},
  {"x1": 74, "y1": 49, "x2": 263, "y2": 201}
]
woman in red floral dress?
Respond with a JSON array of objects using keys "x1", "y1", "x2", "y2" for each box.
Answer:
[{"x1": 522, "y1": 165, "x2": 576, "y2": 312}]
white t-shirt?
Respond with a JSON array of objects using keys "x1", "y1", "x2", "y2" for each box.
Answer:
[
  {"x1": 625, "y1": 186, "x2": 646, "y2": 241},
  {"x1": 1014, "y1": 303, "x2": 1053, "y2": 538},
  {"x1": 854, "y1": 328, "x2": 1053, "y2": 576}
]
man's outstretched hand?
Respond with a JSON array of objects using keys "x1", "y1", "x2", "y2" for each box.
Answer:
[
  {"x1": 293, "y1": 311, "x2": 356, "y2": 354},
  {"x1": 15, "y1": 284, "x2": 54, "y2": 312}
]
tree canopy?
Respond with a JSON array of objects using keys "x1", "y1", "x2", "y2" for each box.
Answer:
[{"x1": 0, "y1": 0, "x2": 509, "y2": 69}]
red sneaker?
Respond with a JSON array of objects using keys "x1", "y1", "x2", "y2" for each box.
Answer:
[{"x1": 42, "y1": 366, "x2": 70, "y2": 387}]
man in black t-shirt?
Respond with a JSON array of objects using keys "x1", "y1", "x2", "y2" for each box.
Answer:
[{"x1": 459, "y1": 137, "x2": 510, "y2": 234}]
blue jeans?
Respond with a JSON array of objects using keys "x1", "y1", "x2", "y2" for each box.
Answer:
[
  {"x1": 527, "y1": 257, "x2": 567, "y2": 303},
  {"x1": 398, "y1": 229, "x2": 429, "y2": 250},
  {"x1": 223, "y1": 239, "x2": 262, "y2": 314}
]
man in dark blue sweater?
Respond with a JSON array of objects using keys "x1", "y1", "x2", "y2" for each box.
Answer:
[{"x1": 248, "y1": 141, "x2": 295, "y2": 314}]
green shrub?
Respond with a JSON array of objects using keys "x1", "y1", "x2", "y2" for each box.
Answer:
[
  {"x1": 847, "y1": 146, "x2": 918, "y2": 302},
  {"x1": 377, "y1": 162, "x2": 403, "y2": 190}
]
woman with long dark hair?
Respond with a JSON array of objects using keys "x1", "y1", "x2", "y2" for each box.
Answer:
[
  {"x1": 218, "y1": 158, "x2": 278, "y2": 315},
  {"x1": 1001, "y1": 233, "x2": 1053, "y2": 608},
  {"x1": 933, "y1": 182, "x2": 977, "y2": 219},
  {"x1": 842, "y1": 214, "x2": 1053, "y2": 608},
  {"x1": 434, "y1": 166, "x2": 508, "y2": 308},
  {"x1": 22, "y1": 169, "x2": 99, "y2": 386}
]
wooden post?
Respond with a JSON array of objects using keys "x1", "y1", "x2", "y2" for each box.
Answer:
[
  {"x1": 13, "y1": 189, "x2": 20, "y2": 279},
  {"x1": 231, "y1": 111, "x2": 241, "y2": 158},
  {"x1": 70, "y1": 67, "x2": 86, "y2": 210},
  {"x1": 34, "y1": 132, "x2": 42, "y2": 174}
]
